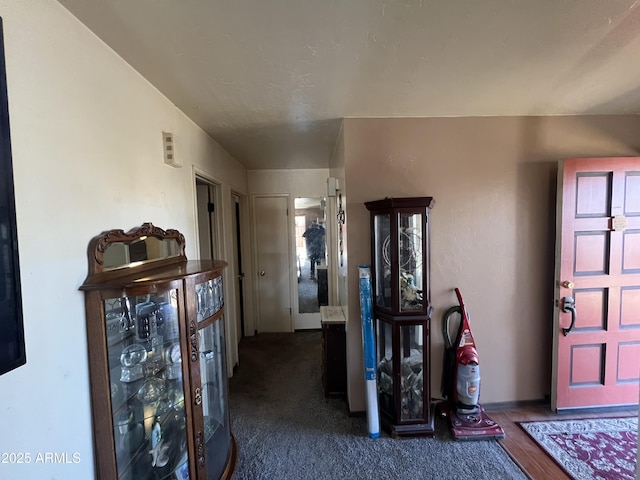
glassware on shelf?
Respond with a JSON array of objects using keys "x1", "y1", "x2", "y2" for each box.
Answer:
[
  {"x1": 120, "y1": 344, "x2": 148, "y2": 382},
  {"x1": 165, "y1": 342, "x2": 183, "y2": 380},
  {"x1": 157, "y1": 299, "x2": 179, "y2": 342},
  {"x1": 196, "y1": 277, "x2": 224, "y2": 322},
  {"x1": 138, "y1": 377, "x2": 167, "y2": 435}
]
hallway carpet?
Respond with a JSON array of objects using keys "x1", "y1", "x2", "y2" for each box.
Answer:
[{"x1": 228, "y1": 331, "x2": 527, "y2": 480}]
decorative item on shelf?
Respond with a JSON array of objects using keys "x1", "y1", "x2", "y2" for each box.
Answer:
[
  {"x1": 121, "y1": 423, "x2": 145, "y2": 453},
  {"x1": 165, "y1": 342, "x2": 183, "y2": 380},
  {"x1": 120, "y1": 344, "x2": 148, "y2": 382},
  {"x1": 134, "y1": 301, "x2": 157, "y2": 342},
  {"x1": 157, "y1": 299, "x2": 179, "y2": 342},
  {"x1": 149, "y1": 417, "x2": 170, "y2": 468},
  {"x1": 138, "y1": 377, "x2": 167, "y2": 438}
]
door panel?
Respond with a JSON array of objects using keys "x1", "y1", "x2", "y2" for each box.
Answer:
[
  {"x1": 196, "y1": 181, "x2": 215, "y2": 260},
  {"x1": 254, "y1": 195, "x2": 292, "y2": 332},
  {"x1": 552, "y1": 157, "x2": 640, "y2": 410},
  {"x1": 232, "y1": 194, "x2": 245, "y2": 339}
]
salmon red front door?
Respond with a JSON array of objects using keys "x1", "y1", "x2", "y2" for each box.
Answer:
[{"x1": 552, "y1": 157, "x2": 640, "y2": 411}]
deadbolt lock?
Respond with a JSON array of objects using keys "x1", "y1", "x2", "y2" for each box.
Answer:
[{"x1": 561, "y1": 281, "x2": 574, "y2": 289}]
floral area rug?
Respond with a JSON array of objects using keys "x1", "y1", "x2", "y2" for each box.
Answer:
[{"x1": 519, "y1": 417, "x2": 637, "y2": 480}]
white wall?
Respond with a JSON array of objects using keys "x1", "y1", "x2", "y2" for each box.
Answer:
[
  {"x1": 248, "y1": 168, "x2": 330, "y2": 198},
  {"x1": 0, "y1": 3, "x2": 247, "y2": 479}
]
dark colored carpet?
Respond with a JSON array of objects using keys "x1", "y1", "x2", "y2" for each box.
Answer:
[{"x1": 228, "y1": 331, "x2": 527, "y2": 480}]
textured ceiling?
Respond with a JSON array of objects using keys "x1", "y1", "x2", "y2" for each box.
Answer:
[{"x1": 58, "y1": 0, "x2": 640, "y2": 170}]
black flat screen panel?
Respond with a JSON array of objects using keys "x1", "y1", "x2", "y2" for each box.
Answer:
[{"x1": 0, "y1": 17, "x2": 26, "y2": 376}]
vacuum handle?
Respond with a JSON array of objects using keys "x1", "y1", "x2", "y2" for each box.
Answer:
[{"x1": 562, "y1": 296, "x2": 576, "y2": 336}]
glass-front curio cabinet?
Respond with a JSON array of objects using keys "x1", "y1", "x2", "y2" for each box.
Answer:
[
  {"x1": 364, "y1": 197, "x2": 435, "y2": 437},
  {"x1": 80, "y1": 223, "x2": 236, "y2": 479}
]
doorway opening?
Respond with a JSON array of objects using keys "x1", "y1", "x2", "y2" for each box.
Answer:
[
  {"x1": 232, "y1": 193, "x2": 246, "y2": 338},
  {"x1": 295, "y1": 197, "x2": 327, "y2": 315},
  {"x1": 195, "y1": 178, "x2": 219, "y2": 260}
]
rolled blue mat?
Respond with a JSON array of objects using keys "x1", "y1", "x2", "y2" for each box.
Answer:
[{"x1": 359, "y1": 265, "x2": 380, "y2": 438}]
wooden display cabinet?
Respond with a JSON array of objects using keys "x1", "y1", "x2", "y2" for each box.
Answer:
[
  {"x1": 364, "y1": 197, "x2": 435, "y2": 437},
  {"x1": 80, "y1": 223, "x2": 237, "y2": 479}
]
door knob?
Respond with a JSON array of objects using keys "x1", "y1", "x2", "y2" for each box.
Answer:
[
  {"x1": 561, "y1": 296, "x2": 577, "y2": 336},
  {"x1": 562, "y1": 281, "x2": 574, "y2": 289},
  {"x1": 259, "y1": 270, "x2": 265, "y2": 276}
]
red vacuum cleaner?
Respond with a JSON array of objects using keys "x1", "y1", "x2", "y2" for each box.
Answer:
[{"x1": 439, "y1": 288, "x2": 505, "y2": 440}]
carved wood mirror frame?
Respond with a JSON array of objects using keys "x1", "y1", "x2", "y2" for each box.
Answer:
[{"x1": 84, "y1": 222, "x2": 187, "y2": 283}]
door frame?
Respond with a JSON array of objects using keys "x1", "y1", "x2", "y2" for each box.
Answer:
[
  {"x1": 291, "y1": 196, "x2": 327, "y2": 330},
  {"x1": 231, "y1": 191, "x2": 251, "y2": 339},
  {"x1": 195, "y1": 177, "x2": 220, "y2": 260},
  {"x1": 193, "y1": 169, "x2": 241, "y2": 375}
]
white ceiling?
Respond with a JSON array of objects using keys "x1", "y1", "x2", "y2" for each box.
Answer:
[{"x1": 58, "y1": 0, "x2": 640, "y2": 170}]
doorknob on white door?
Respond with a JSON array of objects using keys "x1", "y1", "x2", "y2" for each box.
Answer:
[{"x1": 259, "y1": 270, "x2": 265, "y2": 276}]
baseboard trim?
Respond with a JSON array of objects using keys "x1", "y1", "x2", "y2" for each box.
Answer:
[
  {"x1": 482, "y1": 399, "x2": 548, "y2": 411},
  {"x1": 556, "y1": 404, "x2": 639, "y2": 415},
  {"x1": 348, "y1": 399, "x2": 550, "y2": 415}
]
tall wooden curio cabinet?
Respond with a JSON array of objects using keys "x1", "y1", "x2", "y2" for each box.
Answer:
[
  {"x1": 80, "y1": 223, "x2": 237, "y2": 479},
  {"x1": 364, "y1": 197, "x2": 435, "y2": 437}
]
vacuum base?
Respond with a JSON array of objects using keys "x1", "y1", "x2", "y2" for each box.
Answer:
[{"x1": 438, "y1": 403, "x2": 505, "y2": 441}]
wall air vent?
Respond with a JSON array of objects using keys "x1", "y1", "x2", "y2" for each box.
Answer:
[{"x1": 163, "y1": 131, "x2": 183, "y2": 168}]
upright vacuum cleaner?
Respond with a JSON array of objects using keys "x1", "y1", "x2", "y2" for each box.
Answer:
[{"x1": 439, "y1": 288, "x2": 505, "y2": 440}]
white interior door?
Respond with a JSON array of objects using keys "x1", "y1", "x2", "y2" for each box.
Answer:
[{"x1": 254, "y1": 195, "x2": 292, "y2": 332}]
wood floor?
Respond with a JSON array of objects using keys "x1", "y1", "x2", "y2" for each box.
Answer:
[{"x1": 490, "y1": 404, "x2": 638, "y2": 479}]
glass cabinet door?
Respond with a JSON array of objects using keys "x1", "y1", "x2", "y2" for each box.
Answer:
[
  {"x1": 399, "y1": 323, "x2": 424, "y2": 421},
  {"x1": 397, "y1": 211, "x2": 424, "y2": 313},
  {"x1": 192, "y1": 275, "x2": 231, "y2": 479},
  {"x1": 376, "y1": 318, "x2": 394, "y2": 417},
  {"x1": 104, "y1": 288, "x2": 189, "y2": 479},
  {"x1": 373, "y1": 213, "x2": 391, "y2": 309},
  {"x1": 198, "y1": 318, "x2": 231, "y2": 479}
]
